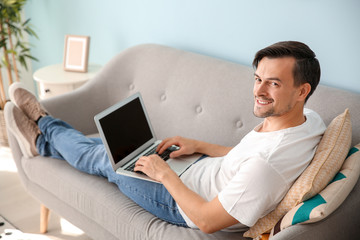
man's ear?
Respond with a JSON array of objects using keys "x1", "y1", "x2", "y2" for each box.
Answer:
[{"x1": 298, "y1": 83, "x2": 311, "y2": 101}]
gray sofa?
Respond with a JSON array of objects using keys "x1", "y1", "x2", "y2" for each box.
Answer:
[{"x1": 5, "y1": 44, "x2": 360, "y2": 239}]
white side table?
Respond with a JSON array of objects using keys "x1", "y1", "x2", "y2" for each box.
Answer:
[{"x1": 33, "y1": 63, "x2": 102, "y2": 99}]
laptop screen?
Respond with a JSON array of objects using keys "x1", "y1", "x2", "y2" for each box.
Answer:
[{"x1": 98, "y1": 97, "x2": 153, "y2": 165}]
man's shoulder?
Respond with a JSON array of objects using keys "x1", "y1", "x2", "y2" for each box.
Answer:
[
  {"x1": 304, "y1": 108, "x2": 322, "y2": 120},
  {"x1": 303, "y1": 108, "x2": 326, "y2": 130}
]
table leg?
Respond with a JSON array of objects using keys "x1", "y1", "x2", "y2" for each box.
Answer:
[{"x1": 40, "y1": 204, "x2": 50, "y2": 233}]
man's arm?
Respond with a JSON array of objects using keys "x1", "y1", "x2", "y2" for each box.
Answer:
[
  {"x1": 134, "y1": 155, "x2": 238, "y2": 233},
  {"x1": 157, "y1": 136, "x2": 232, "y2": 158}
]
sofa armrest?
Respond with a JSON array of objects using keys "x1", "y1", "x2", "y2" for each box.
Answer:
[{"x1": 40, "y1": 78, "x2": 108, "y2": 135}]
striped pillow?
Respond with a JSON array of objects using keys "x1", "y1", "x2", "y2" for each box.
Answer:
[
  {"x1": 270, "y1": 144, "x2": 360, "y2": 237},
  {"x1": 244, "y1": 109, "x2": 352, "y2": 239}
]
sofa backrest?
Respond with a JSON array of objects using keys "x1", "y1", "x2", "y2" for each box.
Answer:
[
  {"x1": 80, "y1": 44, "x2": 360, "y2": 147},
  {"x1": 307, "y1": 85, "x2": 360, "y2": 145}
]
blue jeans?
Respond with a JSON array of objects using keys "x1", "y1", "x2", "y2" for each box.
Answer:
[{"x1": 36, "y1": 116, "x2": 188, "y2": 227}]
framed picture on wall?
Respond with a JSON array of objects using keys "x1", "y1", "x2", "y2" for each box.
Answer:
[{"x1": 63, "y1": 35, "x2": 90, "y2": 72}]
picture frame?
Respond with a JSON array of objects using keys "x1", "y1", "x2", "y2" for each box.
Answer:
[{"x1": 63, "y1": 35, "x2": 90, "y2": 72}]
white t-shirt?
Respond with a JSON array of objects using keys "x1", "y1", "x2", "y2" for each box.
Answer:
[{"x1": 178, "y1": 109, "x2": 326, "y2": 231}]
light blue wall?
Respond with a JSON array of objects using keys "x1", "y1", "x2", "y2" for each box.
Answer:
[{"x1": 25, "y1": 0, "x2": 360, "y2": 93}]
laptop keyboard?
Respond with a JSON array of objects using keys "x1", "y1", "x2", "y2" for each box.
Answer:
[{"x1": 124, "y1": 145, "x2": 177, "y2": 172}]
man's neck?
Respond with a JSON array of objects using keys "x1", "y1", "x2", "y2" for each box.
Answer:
[{"x1": 259, "y1": 107, "x2": 306, "y2": 132}]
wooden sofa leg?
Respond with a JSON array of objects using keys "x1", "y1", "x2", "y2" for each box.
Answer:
[{"x1": 40, "y1": 204, "x2": 50, "y2": 233}]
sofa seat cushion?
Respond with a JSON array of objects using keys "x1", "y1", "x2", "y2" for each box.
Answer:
[
  {"x1": 21, "y1": 148, "x2": 246, "y2": 239},
  {"x1": 22, "y1": 155, "x2": 155, "y2": 238}
]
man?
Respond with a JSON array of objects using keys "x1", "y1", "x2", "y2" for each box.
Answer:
[{"x1": 7, "y1": 41, "x2": 326, "y2": 233}]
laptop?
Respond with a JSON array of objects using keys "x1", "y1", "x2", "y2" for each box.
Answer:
[{"x1": 94, "y1": 92, "x2": 202, "y2": 183}]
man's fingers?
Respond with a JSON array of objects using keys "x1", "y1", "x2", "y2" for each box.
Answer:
[
  {"x1": 135, "y1": 157, "x2": 150, "y2": 172},
  {"x1": 157, "y1": 136, "x2": 184, "y2": 153},
  {"x1": 158, "y1": 141, "x2": 177, "y2": 154},
  {"x1": 169, "y1": 151, "x2": 179, "y2": 158},
  {"x1": 136, "y1": 156, "x2": 149, "y2": 165},
  {"x1": 156, "y1": 138, "x2": 169, "y2": 152},
  {"x1": 169, "y1": 149, "x2": 184, "y2": 158}
]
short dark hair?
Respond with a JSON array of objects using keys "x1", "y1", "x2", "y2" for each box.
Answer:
[{"x1": 253, "y1": 41, "x2": 321, "y2": 102}]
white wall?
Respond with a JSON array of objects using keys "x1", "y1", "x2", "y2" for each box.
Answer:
[{"x1": 25, "y1": 0, "x2": 360, "y2": 93}]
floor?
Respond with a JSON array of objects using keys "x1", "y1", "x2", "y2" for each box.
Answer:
[{"x1": 0, "y1": 145, "x2": 92, "y2": 240}]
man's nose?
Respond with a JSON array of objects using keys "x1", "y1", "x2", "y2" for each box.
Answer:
[{"x1": 254, "y1": 82, "x2": 267, "y2": 96}]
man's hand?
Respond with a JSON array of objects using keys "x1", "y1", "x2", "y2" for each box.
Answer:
[
  {"x1": 135, "y1": 136, "x2": 199, "y2": 181},
  {"x1": 157, "y1": 136, "x2": 198, "y2": 158},
  {"x1": 157, "y1": 136, "x2": 233, "y2": 158},
  {"x1": 134, "y1": 155, "x2": 174, "y2": 182}
]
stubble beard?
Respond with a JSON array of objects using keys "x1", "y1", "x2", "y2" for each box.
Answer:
[
  {"x1": 253, "y1": 102, "x2": 293, "y2": 119},
  {"x1": 253, "y1": 108, "x2": 274, "y2": 118}
]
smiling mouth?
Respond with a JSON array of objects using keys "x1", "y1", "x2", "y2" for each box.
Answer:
[{"x1": 256, "y1": 98, "x2": 273, "y2": 105}]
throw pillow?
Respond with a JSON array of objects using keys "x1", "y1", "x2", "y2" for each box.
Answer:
[
  {"x1": 244, "y1": 109, "x2": 352, "y2": 239},
  {"x1": 270, "y1": 144, "x2": 360, "y2": 238}
]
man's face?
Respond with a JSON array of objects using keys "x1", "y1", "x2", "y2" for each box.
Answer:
[{"x1": 253, "y1": 57, "x2": 300, "y2": 118}]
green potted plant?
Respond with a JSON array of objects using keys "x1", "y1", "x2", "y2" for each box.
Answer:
[
  {"x1": 0, "y1": 0, "x2": 38, "y2": 109},
  {"x1": 0, "y1": 0, "x2": 38, "y2": 145}
]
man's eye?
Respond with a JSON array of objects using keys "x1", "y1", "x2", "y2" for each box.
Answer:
[{"x1": 271, "y1": 82, "x2": 279, "y2": 86}]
